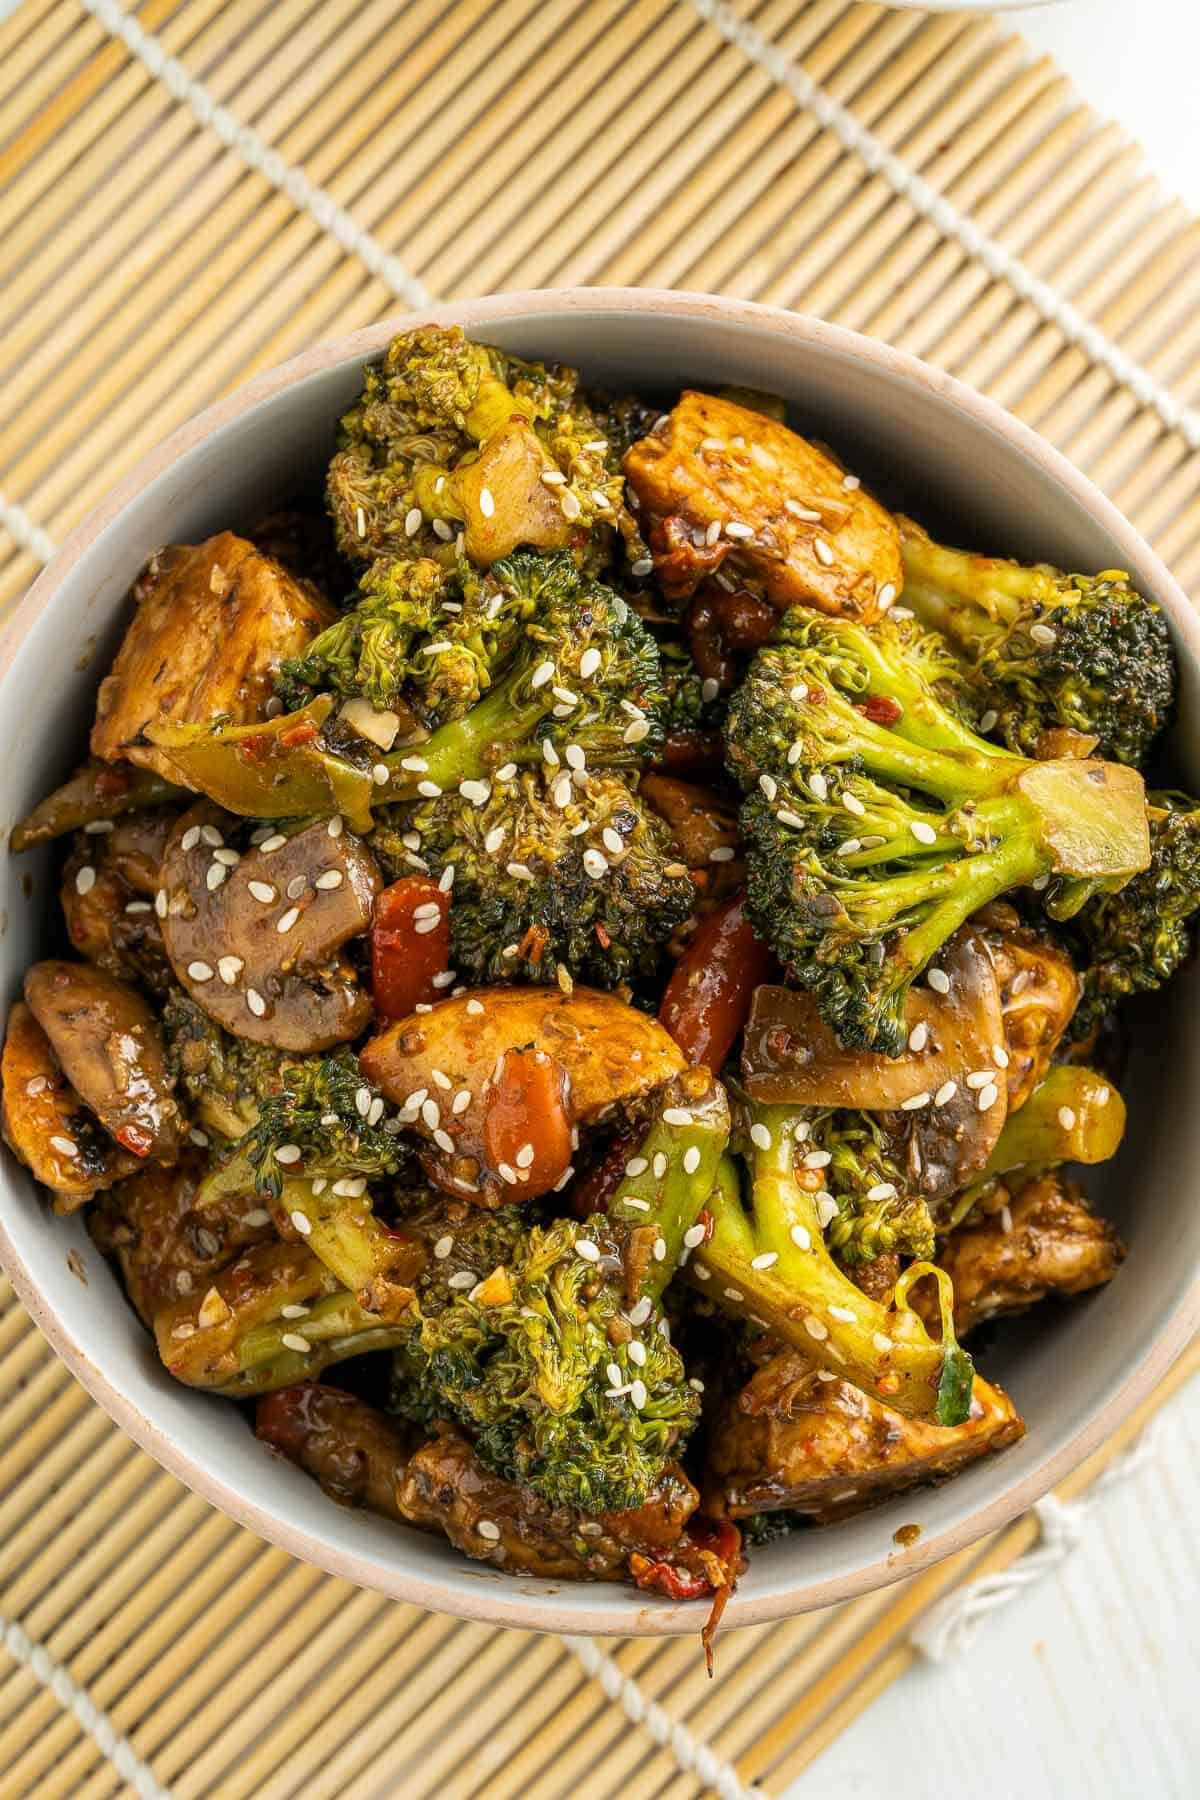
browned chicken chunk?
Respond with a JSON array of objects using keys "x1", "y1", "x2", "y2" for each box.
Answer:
[
  {"x1": 640, "y1": 773, "x2": 742, "y2": 898},
  {"x1": 1, "y1": 1003, "x2": 139, "y2": 1210},
  {"x1": 88, "y1": 1151, "x2": 273, "y2": 1326},
  {"x1": 704, "y1": 1348, "x2": 1024, "y2": 1523},
  {"x1": 624, "y1": 392, "x2": 902, "y2": 617},
  {"x1": 158, "y1": 805, "x2": 381, "y2": 1052},
  {"x1": 361, "y1": 986, "x2": 686, "y2": 1200},
  {"x1": 91, "y1": 533, "x2": 334, "y2": 781},
  {"x1": 24, "y1": 960, "x2": 182, "y2": 1163},
  {"x1": 938, "y1": 1171, "x2": 1125, "y2": 1337},
  {"x1": 979, "y1": 906, "x2": 1081, "y2": 1110}
]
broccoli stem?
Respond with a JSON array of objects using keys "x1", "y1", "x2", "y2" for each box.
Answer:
[
  {"x1": 695, "y1": 1109, "x2": 973, "y2": 1424},
  {"x1": 277, "y1": 1178, "x2": 424, "y2": 1323},
  {"x1": 227, "y1": 1290, "x2": 412, "y2": 1396},
  {"x1": 383, "y1": 667, "x2": 545, "y2": 798},
  {"x1": 605, "y1": 1069, "x2": 731, "y2": 1303},
  {"x1": 900, "y1": 534, "x2": 1029, "y2": 640}
]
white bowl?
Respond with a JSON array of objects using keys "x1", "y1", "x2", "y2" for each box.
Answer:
[{"x1": 1, "y1": 291, "x2": 1196, "y2": 1636}]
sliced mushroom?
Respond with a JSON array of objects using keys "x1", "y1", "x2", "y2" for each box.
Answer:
[
  {"x1": 1, "y1": 1003, "x2": 139, "y2": 1210},
  {"x1": 977, "y1": 906, "x2": 1081, "y2": 1109},
  {"x1": 61, "y1": 807, "x2": 178, "y2": 992},
  {"x1": 360, "y1": 985, "x2": 687, "y2": 1201},
  {"x1": 91, "y1": 532, "x2": 334, "y2": 781},
  {"x1": 158, "y1": 804, "x2": 381, "y2": 1052},
  {"x1": 24, "y1": 961, "x2": 183, "y2": 1163}
]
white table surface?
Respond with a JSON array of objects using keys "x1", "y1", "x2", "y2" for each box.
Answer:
[{"x1": 788, "y1": 7, "x2": 1200, "y2": 1796}]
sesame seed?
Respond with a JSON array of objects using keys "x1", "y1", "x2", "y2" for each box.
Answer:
[
  {"x1": 842, "y1": 791, "x2": 866, "y2": 817},
  {"x1": 911, "y1": 820, "x2": 937, "y2": 845},
  {"x1": 286, "y1": 875, "x2": 307, "y2": 901},
  {"x1": 83, "y1": 819, "x2": 114, "y2": 835},
  {"x1": 575, "y1": 1240, "x2": 601, "y2": 1263},
  {"x1": 724, "y1": 521, "x2": 753, "y2": 540},
  {"x1": 683, "y1": 1145, "x2": 701, "y2": 1174},
  {"x1": 977, "y1": 1082, "x2": 1000, "y2": 1112},
  {"x1": 901, "y1": 1092, "x2": 931, "y2": 1111},
  {"x1": 1030, "y1": 622, "x2": 1057, "y2": 646},
  {"x1": 653, "y1": 1152, "x2": 667, "y2": 1179},
  {"x1": 966, "y1": 1071, "x2": 993, "y2": 1090},
  {"x1": 187, "y1": 960, "x2": 214, "y2": 983},
  {"x1": 448, "y1": 1269, "x2": 477, "y2": 1289},
  {"x1": 564, "y1": 744, "x2": 586, "y2": 771},
  {"x1": 816, "y1": 1193, "x2": 838, "y2": 1228},
  {"x1": 866, "y1": 1182, "x2": 897, "y2": 1202},
  {"x1": 483, "y1": 825, "x2": 507, "y2": 854},
  {"x1": 432, "y1": 519, "x2": 453, "y2": 541},
  {"x1": 750, "y1": 1251, "x2": 779, "y2": 1270},
  {"x1": 583, "y1": 849, "x2": 608, "y2": 879},
  {"x1": 622, "y1": 1197, "x2": 650, "y2": 1212},
  {"x1": 625, "y1": 1157, "x2": 648, "y2": 1178},
  {"x1": 515, "y1": 1143, "x2": 535, "y2": 1169},
  {"x1": 663, "y1": 1107, "x2": 693, "y2": 1127},
  {"x1": 992, "y1": 1044, "x2": 1010, "y2": 1069},
  {"x1": 622, "y1": 717, "x2": 650, "y2": 745},
  {"x1": 809, "y1": 771, "x2": 828, "y2": 801},
  {"x1": 355, "y1": 1085, "x2": 372, "y2": 1118},
  {"x1": 829, "y1": 1304, "x2": 857, "y2": 1323},
  {"x1": 478, "y1": 486, "x2": 495, "y2": 518},
  {"x1": 927, "y1": 967, "x2": 950, "y2": 994},
  {"x1": 803, "y1": 1149, "x2": 831, "y2": 1169},
  {"x1": 280, "y1": 1333, "x2": 311, "y2": 1354},
  {"x1": 290, "y1": 1210, "x2": 311, "y2": 1236},
  {"x1": 74, "y1": 865, "x2": 96, "y2": 895},
  {"x1": 206, "y1": 863, "x2": 226, "y2": 891},
  {"x1": 246, "y1": 989, "x2": 267, "y2": 1017},
  {"x1": 814, "y1": 537, "x2": 835, "y2": 566},
  {"x1": 1058, "y1": 1106, "x2": 1077, "y2": 1130},
  {"x1": 909, "y1": 1022, "x2": 929, "y2": 1053},
  {"x1": 694, "y1": 1264, "x2": 710, "y2": 1281},
  {"x1": 749, "y1": 1122, "x2": 773, "y2": 1151},
  {"x1": 559, "y1": 489, "x2": 582, "y2": 520},
  {"x1": 259, "y1": 833, "x2": 285, "y2": 854},
  {"x1": 372, "y1": 764, "x2": 389, "y2": 786},
  {"x1": 416, "y1": 780, "x2": 442, "y2": 799},
  {"x1": 1096, "y1": 1086, "x2": 1110, "y2": 1106},
  {"x1": 700, "y1": 677, "x2": 720, "y2": 706},
  {"x1": 979, "y1": 709, "x2": 999, "y2": 734},
  {"x1": 433, "y1": 1128, "x2": 455, "y2": 1153},
  {"x1": 181, "y1": 826, "x2": 201, "y2": 852},
  {"x1": 759, "y1": 773, "x2": 778, "y2": 802},
  {"x1": 804, "y1": 1317, "x2": 829, "y2": 1341},
  {"x1": 413, "y1": 901, "x2": 441, "y2": 922},
  {"x1": 189, "y1": 1127, "x2": 209, "y2": 1148},
  {"x1": 785, "y1": 498, "x2": 820, "y2": 520},
  {"x1": 248, "y1": 880, "x2": 275, "y2": 904},
  {"x1": 314, "y1": 869, "x2": 344, "y2": 892},
  {"x1": 451, "y1": 1089, "x2": 472, "y2": 1115},
  {"x1": 934, "y1": 1081, "x2": 958, "y2": 1106},
  {"x1": 837, "y1": 838, "x2": 861, "y2": 857},
  {"x1": 631, "y1": 557, "x2": 653, "y2": 577},
  {"x1": 876, "y1": 580, "x2": 897, "y2": 607},
  {"x1": 466, "y1": 998, "x2": 485, "y2": 1016},
  {"x1": 530, "y1": 660, "x2": 556, "y2": 690},
  {"x1": 275, "y1": 1144, "x2": 302, "y2": 1165},
  {"x1": 50, "y1": 1135, "x2": 78, "y2": 1157},
  {"x1": 497, "y1": 1162, "x2": 518, "y2": 1186},
  {"x1": 506, "y1": 861, "x2": 534, "y2": 882},
  {"x1": 276, "y1": 907, "x2": 300, "y2": 934},
  {"x1": 124, "y1": 900, "x2": 152, "y2": 914},
  {"x1": 790, "y1": 1223, "x2": 811, "y2": 1251},
  {"x1": 541, "y1": 469, "x2": 566, "y2": 486},
  {"x1": 421, "y1": 1098, "x2": 440, "y2": 1128},
  {"x1": 709, "y1": 844, "x2": 736, "y2": 863},
  {"x1": 630, "y1": 1379, "x2": 648, "y2": 1410},
  {"x1": 542, "y1": 739, "x2": 560, "y2": 767},
  {"x1": 683, "y1": 1223, "x2": 706, "y2": 1249}
]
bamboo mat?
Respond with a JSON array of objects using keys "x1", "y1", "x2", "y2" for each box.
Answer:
[{"x1": 3, "y1": 2, "x2": 1200, "y2": 1795}]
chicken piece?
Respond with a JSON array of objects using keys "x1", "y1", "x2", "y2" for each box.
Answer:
[
  {"x1": 980, "y1": 907, "x2": 1081, "y2": 1110},
  {"x1": 451, "y1": 419, "x2": 574, "y2": 564},
  {"x1": 624, "y1": 392, "x2": 901, "y2": 617},
  {"x1": 704, "y1": 1347, "x2": 1024, "y2": 1523},
  {"x1": 938, "y1": 1171, "x2": 1125, "y2": 1337},
  {"x1": 640, "y1": 773, "x2": 742, "y2": 898},
  {"x1": 158, "y1": 805, "x2": 381, "y2": 1052},
  {"x1": 24, "y1": 961, "x2": 183, "y2": 1163},
  {"x1": 396, "y1": 1426, "x2": 703, "y2": 1580},
  {"x1": 91, "y1": 533, "x2": 334, "y2": 781},
  {"x1": 88, "y1": 1152, "x2": 274, "y2": 1326},
  {"x1": 257, "y1": 1385, "x2": 413, "y2": 1516},
  {"x1": 61, "y1": 808, "x2": 178, "y2": 992},
  {"x1": 361, "y1": 986, "x2": 686, "y2": 1201},
  {"x1": 1, "y1": 1003, "x2": 139, "y2": 1210}
]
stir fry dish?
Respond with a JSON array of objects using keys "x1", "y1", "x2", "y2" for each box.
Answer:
[{"x1": 5, "y1": 326, "x2": 1193, "y2": 1650}]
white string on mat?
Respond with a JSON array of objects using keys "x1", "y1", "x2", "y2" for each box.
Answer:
[
  {"x1": 563, "y1": 1635, "x2": 764, "y2": 1800},
  {"x1": 76, "y1": 0, "x2": 434, "y2": 311},
  {"x1": 685, "y1": 0, "x2": 1200, "y2": 454},
  {"x1": 0, "y1": 492, "x2": 57, "y2": 566},
  {"x1": 911, "y1": 1418, "x2": 1166, "y2": 1663},
  {"x1": 0, "y1": 1614, "x2": 173, "y2": 1799}
]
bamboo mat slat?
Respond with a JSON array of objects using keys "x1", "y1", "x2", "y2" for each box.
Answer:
[{"x1": 3, "y1": 3, "x2": 1200, "y2": 1794}]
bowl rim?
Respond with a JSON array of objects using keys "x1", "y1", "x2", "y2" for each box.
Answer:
[{"x1": 1, "y1": 288, "x2": 1197, "y2": 1636}]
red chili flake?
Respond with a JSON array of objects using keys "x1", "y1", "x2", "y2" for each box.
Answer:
[
  {"x1": 862, "y1": 694, "x2": 903, "y2": 727},
  {"x1": 237, "y1": 734, "x2": 272, "y2": 765},
  {"x1": 115, "y1": 1122, "x2": 154, "y2": 1158},
  {"x1": 806, "y1": 684, "x2": 827, "y2": 707},
  {"x1": 279, "y1": 720, "x2": 319, "y2": 749},
  {"x1": 93, "y1": 768, "x2": 132, "y2": 798},
  {"x1": 518, "y1": 924, "x2": 550, "y2": 965},
  {"x1": 594, "y1": 923, "x2": 613, "y2": 950}
]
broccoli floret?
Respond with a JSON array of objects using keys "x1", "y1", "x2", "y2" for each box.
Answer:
[
  {"x1": 372, "y1": 765, "x2": 694, "y2": 989},
  {"x1": 804, "y1": 1109, "x2": 935, "y2": 1265},
  {"x1": 161, "y1": 990, "x2": 290, "y2": 1139},
  {"x1": 726, "y1": 611, "x2": 1151, "y2": 1056},
  {"x1": 378, "y1": 552, "x2": 668, "y2": 799},
  {"x1": 898, "y1": 517, "x2": 1175, "y2": 767},
  {"x1": 400, "y1": 1071, "x2": 730, "y2": 1512},
  {"x1": 327, "y1": 325, "x2": 630, "y2": 574},
  {"x1": 276, "y1": 558, "x2": 507, "y2": 723},
  {"x1": 1066, "y1": 790, "x2": 1200, "y2": 1034},
  {"x1": 693, "y1": 1102, "x2": 974, "y2": 1425}
]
